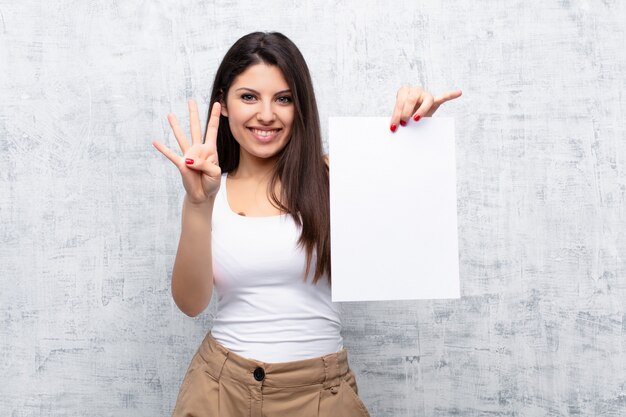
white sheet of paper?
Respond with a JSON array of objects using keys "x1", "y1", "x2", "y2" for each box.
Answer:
[{"x1": 328, "y1": 117, "x2": 460, "y2": 302}]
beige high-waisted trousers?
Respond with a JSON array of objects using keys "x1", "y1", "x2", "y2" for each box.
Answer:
[{"x1": 172, "y1": 332, "x2": 371, "y2": 417}]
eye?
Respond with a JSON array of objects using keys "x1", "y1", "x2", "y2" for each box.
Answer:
[
  {"x1": 277, "y1": 96, "x2": 293, "y2": 104},
  {"x1": 240, "y1": 93, "x2": 256, "y2": 101}
]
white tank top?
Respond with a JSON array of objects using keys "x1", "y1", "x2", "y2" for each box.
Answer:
[{"x1": 210, "y1": 173, "x2": 343, "y2": 363}]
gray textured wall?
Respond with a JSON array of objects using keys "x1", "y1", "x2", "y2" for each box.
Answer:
[{"x1": 1, "y1": 0, "x2": 625, "y2": 416}]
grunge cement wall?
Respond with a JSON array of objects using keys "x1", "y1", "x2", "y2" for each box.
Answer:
[{"x1": 1, "y1": 0, "x2": 625, "y2": 415}]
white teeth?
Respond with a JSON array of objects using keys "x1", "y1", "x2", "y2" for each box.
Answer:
[{"x1": 251, "y1": 128, "x2": 279, "y2": 137}]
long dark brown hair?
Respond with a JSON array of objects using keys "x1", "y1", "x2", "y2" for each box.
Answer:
[{"x1": 206, "y1": 32, "x2": 330, "y2": 284}]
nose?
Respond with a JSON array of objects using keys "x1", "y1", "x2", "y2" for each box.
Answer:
[{"x1": 257, "y1": 101, "x2": 276, "y2": 123}]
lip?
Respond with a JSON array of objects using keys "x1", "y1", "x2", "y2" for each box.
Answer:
[{"x1": 247, "y1": 127, "x2": 281, "y2": 142}]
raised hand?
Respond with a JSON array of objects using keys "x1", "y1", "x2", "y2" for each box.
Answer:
[
  {"x1": 389, "y1": 86, "x2": 462, "y2": 132},
  {"x1": 152, "y1": 99, "x2": 223, "y2": 204}
]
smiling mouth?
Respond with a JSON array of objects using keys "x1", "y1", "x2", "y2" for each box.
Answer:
[{"x1": 248, "y1": 128, "x2": 281, "y2": 140}]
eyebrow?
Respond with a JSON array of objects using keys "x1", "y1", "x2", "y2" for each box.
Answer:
[{"x1": 235, "y1": 87, "x2": 292, "y2": 95}]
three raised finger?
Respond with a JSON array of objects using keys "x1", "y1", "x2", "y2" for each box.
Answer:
[
  {"x1": 167, "y1": 113, "x2": 190, "y2": 155},
  {"x1": 189, "y1": 99, "x2": 203, "y2": 146},
  {"x1": 152, "y1": 140, "x2": 183, "y2": 169},
  {"x1": 203, "y1": 102, "x2": 222, "y2": 150}
]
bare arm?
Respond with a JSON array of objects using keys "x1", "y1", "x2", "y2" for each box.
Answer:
[
  {"x1": 153, "y1": 100, "x2": 223, "y2": 317},
  {"x1": 171, "y1": 196, "x2": 215, "y2": 317}
]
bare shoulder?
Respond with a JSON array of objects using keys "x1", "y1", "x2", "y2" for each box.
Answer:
[{"x1": 323, "y1": 154, "x2": 329, "y2": 167}]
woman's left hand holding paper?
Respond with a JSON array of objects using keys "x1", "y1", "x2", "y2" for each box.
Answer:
[{"x1": 389, "y1": 86, "x2": 462, "y2": 132}]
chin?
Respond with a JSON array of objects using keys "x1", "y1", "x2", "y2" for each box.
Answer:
[
  {"x1": 252, "y1": 148, "x2": 283, "y2": 160},
  {"x1": 246, "y1": 142, "x2": 290, "y2": 161}
]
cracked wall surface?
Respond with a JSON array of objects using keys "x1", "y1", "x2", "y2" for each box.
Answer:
[{"x1": 1, "y1": 1, "x2": 625, "y2": 416}]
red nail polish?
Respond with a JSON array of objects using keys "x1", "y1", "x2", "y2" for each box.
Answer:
[
  {"x1": 400, "y1": 120, "x2": 407, "y2": 127},
  {"x1": 413, "y1": 114, "x2": 421, "y2": 122},
  {"x1": 185, "y1": 158, "x2": 194, "y2": 165},
  {"x1": 390, "y1": 124, "x2": 397, "y2": 132}
]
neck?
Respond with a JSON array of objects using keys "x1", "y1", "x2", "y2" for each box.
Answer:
[{"x1": 230, "y1": 151, "x2": 278, "y2": 181}]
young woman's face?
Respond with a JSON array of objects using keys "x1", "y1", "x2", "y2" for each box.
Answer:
[{"x1": 221, "y1": 63, "x2": 295, "y2": 163}]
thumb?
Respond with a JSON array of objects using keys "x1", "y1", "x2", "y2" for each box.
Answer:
[{"x1": 185, "y1": 157, "x2": 221, "y2": 178}]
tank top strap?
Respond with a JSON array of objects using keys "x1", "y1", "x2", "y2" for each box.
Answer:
[{"x1": 211, "y1": 173, "x2": 229, "y2": 220}]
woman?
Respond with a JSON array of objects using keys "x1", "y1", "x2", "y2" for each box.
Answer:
[{"x1": 153, "y1": 31, "x2": 461, "y2": 417}]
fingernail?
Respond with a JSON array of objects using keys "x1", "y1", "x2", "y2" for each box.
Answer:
[
  {"x1": 413, "y1": 114, "x2": 421, "y2": 122},
  {"x1": 390, "y1": 124, "x2": 397, "y2": 132},
  {"x1": 400, "y1": 120, "x2": 407, "y2": 127},
  {"x1": 185, "y1": 158, "x2": 194, "y2": 165}
]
